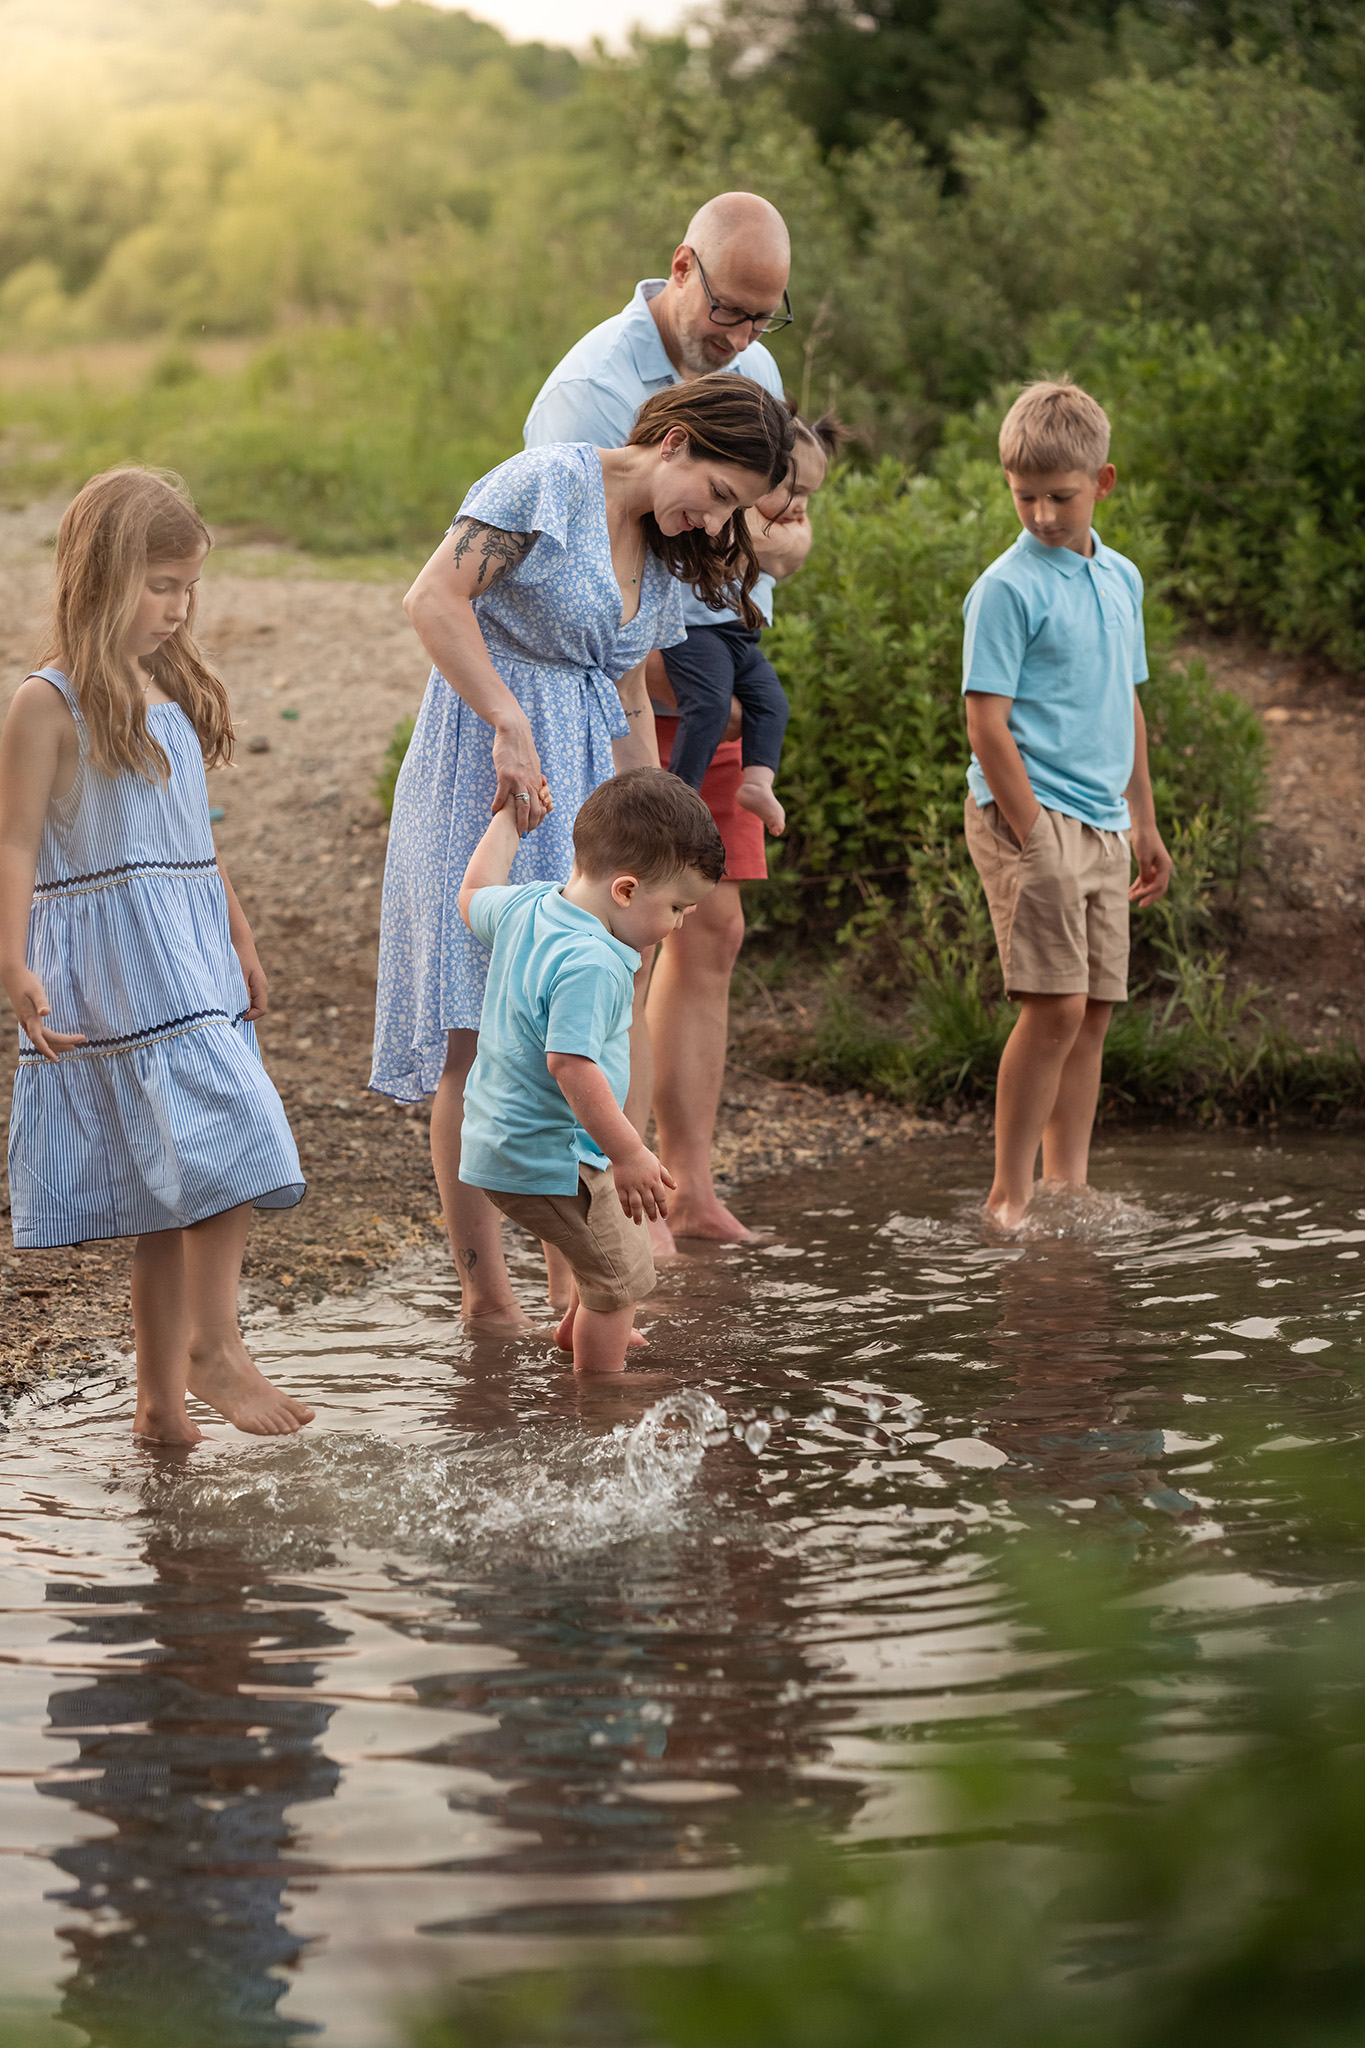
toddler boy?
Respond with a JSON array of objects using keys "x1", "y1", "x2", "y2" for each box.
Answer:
[
  {"x1": 458, "y1": 767, "x2": 725, "y2": 1371},
  {"x1": 961, "y1": 379, "x2": 1171, "y2": 1229}
]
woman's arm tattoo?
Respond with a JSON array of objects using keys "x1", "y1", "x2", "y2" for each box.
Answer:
[{"x1": 449, "y1": 518, "x2": 536, "y2": 589}]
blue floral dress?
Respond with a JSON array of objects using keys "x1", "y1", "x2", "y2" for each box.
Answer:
[
  {"x1": 370, "y1": 443, "x2": 687, "y2": 1103},
  {"x1": 8, "y1": 670, "x2": 304, "y2": 1249}
]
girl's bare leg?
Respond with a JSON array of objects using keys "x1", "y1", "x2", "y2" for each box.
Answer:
[
  {"x1": 132, "y1": 1229, "x2": 200, "y2": 1445},
  {"x1": 183, "y1": 1202, "x2": 315, "y2": 1434},
  {"x1": 430, "y1": 1028, "x2": 550, "y2": 1333}
]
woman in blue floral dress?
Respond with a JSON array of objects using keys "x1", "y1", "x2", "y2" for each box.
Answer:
[{"x1": 371, "y1": 379, "x2": 795, "y2": 1333}]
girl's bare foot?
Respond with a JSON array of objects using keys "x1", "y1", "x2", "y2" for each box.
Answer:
[
  {"x1": 735, "y1": 774, "x2": 785, "y2": 838},
  {"x1": 134, "y1": 1402, "x2": 204, "y2": 1447},
  {"x1": 668, "y1": 1194, "x2": 755, "y2": 1242},
  {"x1": 187, "y1": 1340, "x2": 315, "y2": 1435}
]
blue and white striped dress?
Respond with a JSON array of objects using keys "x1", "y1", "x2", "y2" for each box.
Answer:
[{"x1": 7, "y1": 669, "x2": 305, "y2": 1249}]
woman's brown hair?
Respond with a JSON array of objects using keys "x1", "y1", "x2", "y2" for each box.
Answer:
[
  {"x1": 627, "y1": 380, "x2": 795, "y2": 629},
  {"x1": 41, "y1": 467, "x2": 233, "y2": 782}
]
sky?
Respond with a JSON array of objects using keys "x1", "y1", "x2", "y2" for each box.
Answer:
[{"x1": 379, "y1": 0, "x2": 691, "y2": 51}]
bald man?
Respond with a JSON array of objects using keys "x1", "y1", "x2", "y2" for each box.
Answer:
[{"x1": 526, "y1": 194, "x2": 809, "y2": 1247}]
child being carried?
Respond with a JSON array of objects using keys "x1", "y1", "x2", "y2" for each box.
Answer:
[
  {"x1": 458, "y1": 767, "x2": 725, "y2": 1372},
  {"x1": 659, "y1": 406, "x2": 845, "y2": 839}
]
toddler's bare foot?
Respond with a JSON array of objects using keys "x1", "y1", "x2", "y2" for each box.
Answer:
[
  {"x1": 134, "y1": 1402, "x2": 204, "y2": 1447},
  {"x1": 984, "y1": 1193, "x2": 1030, "y2": 1234},
  {"x1": 735, "y1": 778, "x2": 785, "y2": 838},
  {"x1": 554, "y1": 1306, "x2": 647, "y2": 1352},
  {"x1": 668, "y1": 1194, "x2": 755, "y2": 1243},
  {"x1": 188, "y1": 1340, "x2": 315, "y2": 1436}
]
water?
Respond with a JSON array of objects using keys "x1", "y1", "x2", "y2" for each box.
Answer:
[{"x1": 2, "y1": 1130, "x2": 1363, "y2": 2045}]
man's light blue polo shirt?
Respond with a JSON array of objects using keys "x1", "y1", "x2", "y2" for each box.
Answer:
[
  {"x1": 962, "y1": 528, "x2": 1148, "y2": 832},
  {"x1": 460, "y1": 881, "x2": 640, "y2": 1196},
  {"x1": 523, "y1": 279, "x2": 785, "y2": 628}
]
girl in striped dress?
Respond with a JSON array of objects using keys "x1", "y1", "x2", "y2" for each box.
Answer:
[{"x1": 0, "y1": 468, "x2": 312, "y2": 1446}]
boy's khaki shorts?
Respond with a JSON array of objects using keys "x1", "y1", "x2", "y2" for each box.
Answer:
[
  {"x1": 965, "y1": 796, "x2": 1131, "y2": 1003},
  {"x1": 485, "y1": 1164, "x2": 656, "y2": 1314}
]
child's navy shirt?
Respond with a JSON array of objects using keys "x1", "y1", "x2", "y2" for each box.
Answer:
[{"x1": 961, "y1": 527, "x2": 1148, "y2": 831}]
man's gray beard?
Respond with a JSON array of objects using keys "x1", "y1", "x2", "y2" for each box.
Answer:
[{"x1": 677, "y1": 330, "x2": 735, "y2": 378}]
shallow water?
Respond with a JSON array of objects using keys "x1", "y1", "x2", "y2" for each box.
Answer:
[{"x1": 2, "y1": 1130, "x2": 1363, "y2": 2045}]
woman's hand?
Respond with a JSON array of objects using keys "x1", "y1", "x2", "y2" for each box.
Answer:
[
  {"x1": 492, "y1": 718, "x2": 548, "y2": 830},
  {"x1": 4, "y1": 967, "x2": 85, "y2": 1061}
]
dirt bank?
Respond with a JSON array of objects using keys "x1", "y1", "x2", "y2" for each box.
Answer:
[{"x1": 0, "y1": 504, "x2": 930, "y2": 1392}]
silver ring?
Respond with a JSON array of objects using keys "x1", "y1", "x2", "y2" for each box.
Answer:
[{"x1": 515, "y1": 790, "x2": 531, "y2": 803}]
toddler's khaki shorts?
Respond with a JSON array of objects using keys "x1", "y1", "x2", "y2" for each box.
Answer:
[
  {"x1": 965, "y1": 796, "x2": 1131, "y2": 1003},
  {"x1": 485, "y1": 1164, "x2": 656, "y2": 1314}
]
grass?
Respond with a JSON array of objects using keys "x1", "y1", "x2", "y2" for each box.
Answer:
[{"x1": 752, "y1": 949, "x2": 1365, "y2": 1124}]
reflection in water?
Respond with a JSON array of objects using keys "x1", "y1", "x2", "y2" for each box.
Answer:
[
  {"x1": 984, "y1": 1245, "x2": 1173, "y2": 1524},
  {"x1": 41, "y1": 1536, "x2": 342, "y2": 2045},
  {"x1": 3, "y1": 1133, "x2": 1363, "y2": 2042}
]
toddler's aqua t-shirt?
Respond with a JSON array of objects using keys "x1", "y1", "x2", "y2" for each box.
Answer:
[
  {"x1": 961, "y1": 528, "x2": 1148, "y2": 831},
  {"x1": 460, "y1": 880, "x2": 639, "y2": 1196}
]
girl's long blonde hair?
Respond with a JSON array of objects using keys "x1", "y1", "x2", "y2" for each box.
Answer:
[{"x1": 41, "y1": 466, "x2": 233, "y2": 781}]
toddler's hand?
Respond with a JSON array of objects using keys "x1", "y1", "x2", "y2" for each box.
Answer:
[
  {"x1": 613, "y1": 1143, "x2": 677, "y2": 1224},
  {"x1": 5, "y1": 969, "x2": 86, "y2": 1061},
  {"x1": 503, "y1": 775, "x2": 554, "y2": 835}
]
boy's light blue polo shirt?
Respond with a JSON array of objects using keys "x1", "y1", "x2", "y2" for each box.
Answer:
[
  {"x1": 962, "y1": 528, "x2": 1148, "y2": 832},
  {"x1": 523, "y1": 279, "x2": 784, "y2": 628},
  {"x1": 460, "y1": 881, "x2": 640, "y2": 1197}
]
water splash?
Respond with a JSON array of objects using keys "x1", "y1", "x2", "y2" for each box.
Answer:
[{"x1": 144, "y1": 1389, "x2": 728, "y2": 1568}]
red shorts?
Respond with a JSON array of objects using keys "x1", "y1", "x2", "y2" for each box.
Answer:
[{"x1": 655, "y1": 715, "x2": 767, "y2": 882}]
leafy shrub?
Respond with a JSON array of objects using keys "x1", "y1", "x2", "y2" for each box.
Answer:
[{"x1": 374, "y1": 715, "x2": 416, "y2": 820}]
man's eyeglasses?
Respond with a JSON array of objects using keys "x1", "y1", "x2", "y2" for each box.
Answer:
[{"x1": 687, "y1": 247, "x2": 793, "y2": 334}]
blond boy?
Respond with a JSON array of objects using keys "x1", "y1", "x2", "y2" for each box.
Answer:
[{"x1": 962, "y1": 380, "x2": 1172, "y2": 1228}]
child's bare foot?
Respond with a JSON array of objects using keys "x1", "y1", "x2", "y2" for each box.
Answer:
[
  {"x1": 188, "y1": 1340, "x2": 315, "y2": 1435},
  {"x1": 554, "y1": 1305, "x2": 647, "y2": 1354},
  {"x1": 984, "y1": 1193, "x2": 1031, "y2": 1233},
  {"x1": 668, "y1": 1193, "x2": 755, "y2": 1242},
  {"x1": 134, "y1": 1402, "x2": 204, "y2": 1447},
  {"x1": 735, "y1": 774, "x2": 785, "y2": 838}
]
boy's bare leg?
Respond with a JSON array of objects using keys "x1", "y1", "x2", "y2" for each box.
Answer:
[
  {"x1": 132, "y1": 1229, "x2": 201, "y2": 1445},
  {"x1": 431, "y1": 1028, "x2": 547, "y2": 1333},
  {"x1": 562, "y1": 1300, "x2": 638, "y2": 1375},
  {"x1": 648, "y1": 879, "x2": 752, "y2": 1241},
  {"x1": 1041, "y1": 998, "x2": 1114, "y2": 1186},
  {"x1": 184, "y1": 1203, "x2": 315, "y2": 1434},
  {"x1": 988, "y1": 992, "x2": 1088, "y2": 1229}
]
